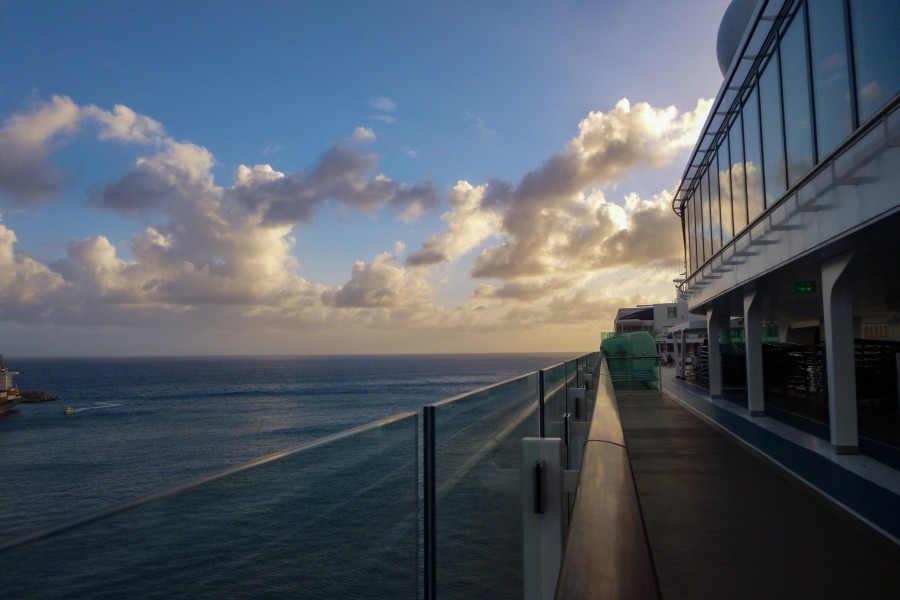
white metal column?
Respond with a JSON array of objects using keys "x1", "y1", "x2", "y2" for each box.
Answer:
[
  {"x1": 822, "y1": 251, "x2": 860, "y2": 454},
  {"x1": 743, "y1": 290, "x2": 765, "y2": 416}
]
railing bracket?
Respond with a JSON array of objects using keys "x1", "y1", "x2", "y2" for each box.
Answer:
[{"x1": 533, "y1": 461, "x2": 547, "y2": 514}]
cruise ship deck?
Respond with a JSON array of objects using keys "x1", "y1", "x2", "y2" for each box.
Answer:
[{"x1": 619, "y1": 367, "x2": 900, "y2": 598}]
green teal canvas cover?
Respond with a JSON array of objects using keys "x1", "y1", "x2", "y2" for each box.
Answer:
[{"x1": 601, "y1": 332, "x2": 659, "y2": 390}]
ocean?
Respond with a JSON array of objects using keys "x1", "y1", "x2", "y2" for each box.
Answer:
[{"x1": 0, "y1": 353, "x2": 576, "y2": 544}]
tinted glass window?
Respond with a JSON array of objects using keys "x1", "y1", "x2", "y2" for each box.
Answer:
[
  {"x1": 717, "y1": 140, "x2": 734, "y2": 245},
  {"x1": 697, "y1": 179, "x2": 707, "y2": 263},
  {"x1": 808, "y1": 0, "x2": 853, "y2": 156},
  {"x1": 743, "y1": 87, "x2": 765, "y2": 222},
  {"x1": 780, "y1": 7, "x2": 815, "y2": 186},
  {"x1": 685, "y1": 203, "x2": 694, "y2": 272},
  {"x1": 708, "y1": 155, "x2": 722, "y2": 253},
  {"x1": 850, "y1": 0, "x2": 900, "y2": 122},
  {"x1": 729, "y1": 112, "x2": 748, "y2": 233},
  {"x1": 758, "y1": 54, "x2": 786, "y2": 205},
  {"x1": 684, "y1": 199, "x2": 697, "y2": 273},
  {"x1": 699, "y1": 167, "x2": 711, "y2": 258},
  {"x1": 696, "y1": 192, "x2": 703, "y2": 268}
]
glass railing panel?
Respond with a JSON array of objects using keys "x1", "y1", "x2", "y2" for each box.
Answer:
[
  {"x1": 428, "y1": 372, "x2": 539, "y2": 600},
  {"x1": 542, "y1": 363, "x2": 568, "y2": 440},
  {"x1": 1, "y1": 412, "x2": 419, "y2": 600},
  {"x1": 564, "y1": 358, "x2": 577, "y2": 394},
  {"x1": 567, "y1": 357, "x2": 583, "y2": 414}
]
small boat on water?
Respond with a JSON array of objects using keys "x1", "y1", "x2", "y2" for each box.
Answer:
[
  {"x1": 63, "y1": 407, "x2": 75, "y2": 415},
  {"x1": 0, "y1": 355, "x2": 21, "y2": 415}
]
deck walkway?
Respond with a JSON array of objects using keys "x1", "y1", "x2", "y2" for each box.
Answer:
[{"x1": 616, "y1": 371, "x2": 900, "y2": 599}]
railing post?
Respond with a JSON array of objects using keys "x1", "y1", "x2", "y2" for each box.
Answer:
[
  {"x1": 566, "y1": 387, "x2": 588, "y2": 470},
  {"x1": 522, "y1": 437, "x2": 563, "y2": 600},
  {"x1": 568, "y1": 386, "x2": 586, "y2": 421},
  {"x1": 424, "y1": 406, "x2": 436, "y2": 600}
]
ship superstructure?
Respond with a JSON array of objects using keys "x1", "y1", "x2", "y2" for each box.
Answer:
[{"x1": 0, "y1": 355, "x2": 21, "y2": 414}]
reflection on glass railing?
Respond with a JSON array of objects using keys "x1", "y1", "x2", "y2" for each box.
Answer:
[
  {"x1": 426, "y1": 372, "x2": 539, "y2": 600},
  {"x1": 1, "y1": 413, "x2": 419, "y2": 600}
]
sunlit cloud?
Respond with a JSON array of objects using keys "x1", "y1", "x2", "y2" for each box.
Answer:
[
  {"x1": 322, "y1": 245, "x2": 432, "y2": 310},
  {"x1": 0, "y1": 94, "x2": 707, "y2": 348},
  {"x1": 408, "y1": 98, "x2": 711, "y2": 287},
  {"x1": 0, "y1": 224, "x2": 65, "y2": 306},
  {"x1": 84, "y1": 104, "x2": 167, "y2": 146},
  {"x1": 407, "y1": 181, "x2": 502, "y2": 266},
  {"x1": 353, "y1": 126, "x2": 376, "y2": 143}
]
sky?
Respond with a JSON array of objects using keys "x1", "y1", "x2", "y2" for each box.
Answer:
[{"x1": 0, "y1": 0, "x2": 731, "y2": 356}]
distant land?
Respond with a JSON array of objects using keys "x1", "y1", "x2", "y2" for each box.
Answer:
[{"x1": 20, "y1": 391, "x2": 59, "y2": 403}]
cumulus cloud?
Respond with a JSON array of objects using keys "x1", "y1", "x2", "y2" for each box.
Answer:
[
  {"x1": 92, "y1": 141, "x2": 216, "y2": 215},
  {"x1": 232, "y1": 143, "x2": 438, "y2": 225},
  {"x1": 0, "y1": 97, "x2": 444, "y2": 334},
  {"x1": 505, "y1": 97, "x2": 709, "y2": 208},
  {"x1": 234, "y1": 163, "x2": 285, "y2": 186},
  {"x1": 55, "y1": 182, "x2": 317, "y2": 312},
  {"x1": 322, "y1": 245, "x2": 434, "y2": 312},
  {"x1": 84, "y1": 104, "x2": 167, "y2": 145},
  {"x1": 408, "y1": 97, "x2": 710, "y2": 286},
  {"x1": 0, "y1": 94, "x2": 706, "y2": 349},
  {"x1": 407, "y1": 181, "x2": 502, "y2": 266},
  {"x1": 467, "y1": 188, "x2": 685, "y2": 280},
  {"x1": 0, "y1": 95, "x2": 82, "y2": 203},
  {"x1": 353, "y1": 126, "x2": 376, "y2": 143},
  {"x1": 0, "y1": 224, "x2": 66, "y2": 306},
  {"x1": 0, "y1": 96, "x2": 171, "y2": 204}
]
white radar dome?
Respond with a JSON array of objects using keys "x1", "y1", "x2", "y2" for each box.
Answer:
[{"x1": 716, "y1": 0, "x2": 759, "y2": 77}]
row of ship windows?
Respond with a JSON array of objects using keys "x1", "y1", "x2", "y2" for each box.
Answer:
[{"x1": 685, "y1": 0, "x2": 899, "y2": 275}]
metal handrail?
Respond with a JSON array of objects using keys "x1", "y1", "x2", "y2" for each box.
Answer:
[{"x1": 555, "y1": 358, "x2": 660, "y2": 599}]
